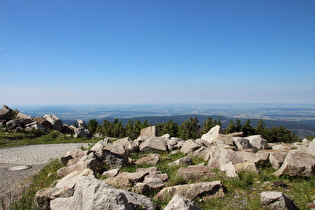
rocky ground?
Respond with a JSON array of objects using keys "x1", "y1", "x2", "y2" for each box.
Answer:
[
  {"x1": 0, "y1": 143, "x2": 90, "y2": 209},
  {"x1": 33, "y1": 126, "x2": 315, "y2": 210}
]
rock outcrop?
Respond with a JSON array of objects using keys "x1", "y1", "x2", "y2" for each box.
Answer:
[{"x1": 261, "y1": 191, "x2": 298, "y2": 210}]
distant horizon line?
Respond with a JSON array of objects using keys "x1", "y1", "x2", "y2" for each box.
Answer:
[{"x1": 6, "y1": 102, "x2": 315, "y2": 107}]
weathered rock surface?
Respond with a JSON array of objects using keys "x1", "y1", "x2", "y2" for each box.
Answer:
[
  {"x1": 34, "y1": 116, "x2": 53, "y2": 130},
  {"x1": 176, "y1": 164, "x2": 216, "y2": 181},
  {"x1": 62, "y1": 124, "x2": 74, "y2": 135},
  {"x1": 116, "y1": 171, "x2": 149, "y2": 183},
  {"x1": 138, "y1": 126, "x2": 157, "y2": 138},
  {"x1": 168, "y1": 156, "x2": 193, "y2": 167},
  {"x1": 164, "y1": 194, "x2": 202, "y2": 210},
  {"x1": 269, "y1": 151, "x2": 287, "y2": 169},
  {"x1": 50, "y1": 176, "x2": 156, "y2": 210},
  {"x1": 56, "y1": 152, "x2": 101, "y2": 177},
  {"x1": 180, "y1": 140, "x2": 200, "y2": 155},
  {"x1": 261, "y1": 191, "x2": 298, "y2": 210},
  {"x1": 201, "y1": 125, "x2": 224, "y2": 144},
  {"x1": 102, "y1": 168, "x2": 119, "y2": 178},
  {"x1": 139, "y1": 137, "x2": 167, "y2": 152},
  {"x1": 90, "y1": 139, "x2": 128, "y2": 169},
  {"x1": 0, "y1": 106, "x2": 13, "y2": 121},
  {"x1": 247, "y1": 135, "x2": 267, "y2": 150},
  {"x1": 114, "y1": 137, "x2": 136, "y2": 152},
  {"x1": 16, "y1": 112, "x2": 33, "y2": 126},
  {"x1": 274, "y1": 150, "x2": 315, "y2": 177},
  {"x1": 220, "y1": 162, "x2": 238, "y2": 178},
  {"x1": 25, "y1": 121, "x2": 49, "y2": 133},
  {"x1": 6, "y1": 119, "x2": 21, "y2": 129},
  {"x1": 104, "y1": 176, "x2": 133, "y2": 191},
  {"x1": 307, "y1": 138, "x2": 315, "y2": 155},
  {"x1": 208, "y1": 147, "x2": 244, "y2": 169},
  {"x1": 135, "y1": 153, "x2": 161, "y2": 165},
  {"x1": 44, "y1": 115, "x2": 63, "y2": 132},
  {"x1": 154, "y1": 181, "x2": 224, "y2": 201}
]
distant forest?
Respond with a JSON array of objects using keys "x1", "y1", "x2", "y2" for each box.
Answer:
[{"x1": 85, "y1": 117, "x2": 301, "y2": 143}]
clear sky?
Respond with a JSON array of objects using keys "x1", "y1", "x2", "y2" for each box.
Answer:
[{"x1": 1, "y1": 0, "x2": 315, "y2": 105}]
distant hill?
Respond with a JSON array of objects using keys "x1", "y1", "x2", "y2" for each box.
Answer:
[{"x1": 64, "y1": 114, "x2": 315, "y2": 139}]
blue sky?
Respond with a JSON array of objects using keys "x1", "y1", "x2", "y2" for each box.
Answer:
[{"x1": 1, "y1": 0, "x2": 315, "y2": 105}]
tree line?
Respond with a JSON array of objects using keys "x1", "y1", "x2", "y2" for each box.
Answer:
[{"x1": 87, "y1": 117, "x2": 299, "y2": 143}]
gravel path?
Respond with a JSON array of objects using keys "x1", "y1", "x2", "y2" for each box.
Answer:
[{"x1": 0, "y1": 143, "x2": 92, "y2": 209}]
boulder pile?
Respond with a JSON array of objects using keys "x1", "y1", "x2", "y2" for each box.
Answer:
[
  {"x1": 0, "y1": 105, "x2": 92, "y2": 138},
  {"x1": 34, "y1": 123, "x2": 315, "y2": 209}
]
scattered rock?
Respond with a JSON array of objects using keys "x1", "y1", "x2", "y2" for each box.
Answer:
[
  {"x1": 139, "y1": 137, "x2": 167, "y2": 152},
  {"x1": 220, "y1": 162, "x2": 238, "y2": 178},
  {"x1": 34, "y1": 116, "x2": 53, "y2": 130},
  {"x1": 180, "y1": 140, "x2": 200, "y2": 155},
  {"x1": 102, "y1": 168, "x2": 119, "y2": 178},
  {"x1": 273, "y1": 150, "x2": 315, "y2": 177},
  {"x1": 261, "y1": 191, "x2": 298, "y2": 210},
  {"x1": 307, "y1": 138, "x2": 315, "y2": 155},
  {"x1": 116, "y1": 171, "x2": 149, "y2": 183},
  {"x1": 269, "y1": 151, "x2": 287, "y2": 169},
  {"x1": 168, "y1": 156, "x2": 193, "y2": 167},
  {"x1": 176, "y1": 164, "x2": 216, "y2": 181},
  {"x1": 201, "y1": 125, "x2": 224, "y2": 144},
  {"x1": 246, "y1": 135, "x2": 267, "y2": 150},
  {"x1": 154, "y1": 181, "x2": 225, "y2": 201},
  {"x1": 164, "y1": 194, "x2": 202, "y2": 210},
  {"x1": 6, "y1": 119, "x2": 21, "y2": 129},
  {"x1": 90, "y1": 139, "x2": 129, "y2": 169},
  {"x1": 135, "y1": 153, "x2": 161, "y2": 165},
  {"x1": 0, "y1": 106, "x2": 13, "y2": 121},
  {"x1": 104, "y1": 176, "x2": 133, "y2": 191},
  {"x1": 138, "y1": 126, "x2": 157, "y2": 138},
  {"x1": 16, "y1": 112, "x2": 33, "y2": 126},
  {"x1": 44, "y1": 115, "x2": 63, "y2": 132}
]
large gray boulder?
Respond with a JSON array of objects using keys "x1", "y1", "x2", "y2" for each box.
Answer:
[
  {"x1": 25, "y1": 121, "x2": 49, "y2": 134},
  {"x1": 180, "y1": 140, "x2": 200, "y2": 155},
  {"x1": 90, "y1": 139, "x2": 129, "y2": 169},
  {"x1": 138, "y1": 126, "x2": 157, "y2": 138},
  {"x1": 307, "y1": 138, "x2": 315, "y2": 154},
  {"x1": 154, "y1": 181, "x2": 224, "y2": 201},
  {"x1": 16, "y1": 112, "x2": 33, "y2": 126},
  {"x1": 35, "y1": 169, "x2": 94, "y2": 210},
  {"x1": 34, "y1": 117, "x2": 53, "y2": 130},
  {"x1": 164, "y1": 194, "x2": 202, "y2": 210},
  {"x1": 56, "y1": 152, "x2": 101, "y2": 177},
  {"x1": 77, "y1": 119, "x2": 88, "y2": 129},
  {"x1": 113, "y1": 137, "x2": 136, "y2": 152},
  {"x1": 0, "y1": 106, "x2": 13, "y2": 121},
  {"x1": 44, "y1": 115, "x2": 63, "y2": 132},
  {"x1": 274, "y1": 150, "x2": 315, "y2": 177},
  {"x1": 73, "y1": 128, "x2": 89, "y2": 138},
  {"x1": 50, "y1": 176, "x2": 132, "y2": 210},
  {"x1": 6, "y1": 119, "x2": 21, "y2": 129},
  {"x1": 207, "y1": 147, "x2": 244, "y2": 169},
  {"x1": 247, "y1": 135, "x2": 267, "y2": 150},
  {"x1": 201, "y1": 125, "x2": 224, "y2": 144},
  {"x1": 220, "y1": 162, "x2": 238, "y2": 178},
  {"x1": 269, "y1": 151, "x2": 287, "y2": 170},
  {"x1": 261, "y1": 191, "x2": 298, "y2": 210},
  {"x1": 168, "y1": 156, "x2": 193, "y2": 167},
  {"x1": 50, "y1": 176, "x2": 156, "y2": 210},
  {"x1": 176, "y1": 164, "x2": 216, "y2": 181},
  {"x1": 139, "y1": 137, "x2": 167, "y2": 152},
  {"x1": 135, "y1": 153, "x2": 161, "y2": 165}
]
